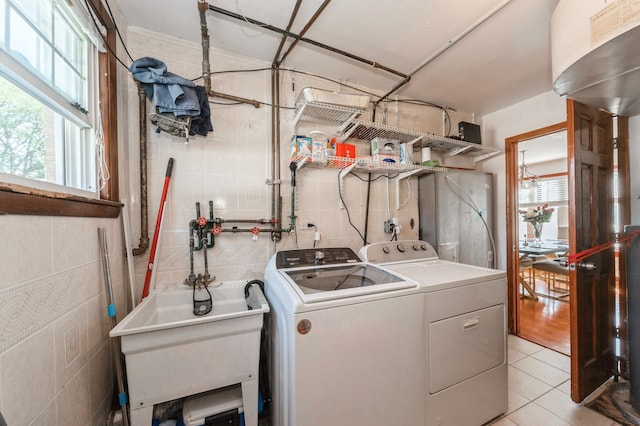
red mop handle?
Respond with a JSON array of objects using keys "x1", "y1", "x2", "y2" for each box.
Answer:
[{"x1": 141, "y1": 158, "x2": 174, "y2": 299}]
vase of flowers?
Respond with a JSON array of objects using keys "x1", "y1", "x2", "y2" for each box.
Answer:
[{"x1": 520, "y1": 203, "x2": 555, "y2": 246}]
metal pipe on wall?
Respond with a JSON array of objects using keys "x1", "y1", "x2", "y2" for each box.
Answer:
[
  {"x1": 272, "y1": 0, "x2": 302, "y2": 65},
  {"x1": 277, "y1": 0, "x2": 331, "y2": 65},
  {"x1": 208, "y1": 4, "x2": 409, "y2": 80},
  {"x1": 269, "y1": 0, "x2": 305, "y2": 241},
  {"x1": 270, "y1": 65, "x2": 282, "y2": 240},
  {"x1": 197, "y1": 1, "x2": 284, "y2": 241},
  {"x1": 198, "y1": 0, "x2": 261, "y2": 108},
  {"x1": 132, "y1": 83, "x2": 149, "y2": 256},
  {"x1": 198, "y1": 0, "x2": 211, "y2": 95}
]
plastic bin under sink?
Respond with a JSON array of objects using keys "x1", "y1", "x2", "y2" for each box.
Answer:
[{"x1": 109, "y1": 280, "x2": 269, "y2": 426}]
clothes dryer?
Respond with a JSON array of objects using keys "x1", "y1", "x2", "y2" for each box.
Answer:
[{"x1": 359, "y1": 240, "x2": 508, "y2": 426}]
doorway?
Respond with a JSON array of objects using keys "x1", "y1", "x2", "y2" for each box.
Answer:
[
  {"x1": 506, "y1": 101, "x2": 630, "y2": 402},
  {"x1": 506, "y1": 123, "x2": 570, "y2": 355}
]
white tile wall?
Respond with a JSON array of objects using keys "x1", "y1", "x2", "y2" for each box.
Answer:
[
  {"x1": 0, "y1": 216, "x2": 126, "y2": 425},
  {"x1": 0, "y1": 326, "x2": 56, "y2": 425},
  {"x1": 125, "y1": 27, "x2": 479, "y2": 296}
]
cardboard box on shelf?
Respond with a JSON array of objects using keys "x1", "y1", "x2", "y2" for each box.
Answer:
[
  {"x1": 334, "y1": 143, "x2": 356, "y2": 159},
  {"x1": 291, "y1": 135, "x2": 313, "y2": 160},
  {"x1": 371, "y1": 138, "x2": 400, "y2": 156}
]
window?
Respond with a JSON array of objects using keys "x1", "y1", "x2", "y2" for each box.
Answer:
[
  {"x1": 0, "y1": 0, "x2": 119, "y2": 216},
  {"x1": 0, "y1": 0, "x2": 97, "y2": 193},
  {"x1": 519, "y1": 175, "x2": 569, "y2": 241},
  {"x1": 518, "y1": 176, "x2": 568, "y2": 207}
]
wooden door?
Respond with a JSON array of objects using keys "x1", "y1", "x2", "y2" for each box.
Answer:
[{"x1": 567, "y1": 99, "x2": 616, "y2": 402}]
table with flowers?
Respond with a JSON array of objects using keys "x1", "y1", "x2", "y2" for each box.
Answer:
[
  {"x1": 518, "y1": 204, "x2": 562, "y2": 299},
  {"x1": 520, "y1": 203, "x2": 555, "y2": 246}
]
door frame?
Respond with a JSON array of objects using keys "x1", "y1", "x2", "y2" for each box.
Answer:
[{"x1": 505, "y1": 122, "x2": 567, "y2": 334}]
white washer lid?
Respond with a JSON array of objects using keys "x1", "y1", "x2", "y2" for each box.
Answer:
[{"x1": 384, "y1": 261, "x2": 505, "y2": 291}]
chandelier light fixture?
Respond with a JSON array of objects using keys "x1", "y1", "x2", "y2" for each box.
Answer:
[{"x1": 519, "y1": 150, "x2": 541, "y2": 189}]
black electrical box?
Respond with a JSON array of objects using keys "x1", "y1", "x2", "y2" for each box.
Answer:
[
  {"x1": 458, "y1": 121, "x2": 481, "y2": 144},
  {"x1": 203, "y1": 409, "x2": 240, "y2": 426}
]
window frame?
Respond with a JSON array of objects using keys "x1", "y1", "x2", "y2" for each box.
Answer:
[
  {"x1": 517, "y1": 172, "x2": 569, "y2": 241},
  {"x1": 518, "y1": 172, "x2": 569, "y2": 208},
  {"x1": 0, "y1": 0, "x2": 120, "y2": 217}
]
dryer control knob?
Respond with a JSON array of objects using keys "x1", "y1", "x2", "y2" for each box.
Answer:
[
  {"x1": 412, "y1": 244, "x2": 421, "y2": 251},
  {"x1": 382, "y1": 246, "x2": 390, "y2": 254},
  {"x1": 397, "y1": 243, "x2": 406, "y2": 253},
  {"x1": 420, "y1": 243, "x2": 428, "y2": 250}
]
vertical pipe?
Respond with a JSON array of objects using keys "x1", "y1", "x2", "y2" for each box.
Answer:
[
  {"x1": 271, "y1": 66, "x2": 282, "y2": 237},
  {"x1": 198, "y1": 0, "x2": 211, "y2": 94},
  {"x1": 199, "y1": 1, "x2": 259, "y2": 107},
  {"x1": 132, "y1": 83, "x2": 149, "y2": 256}
]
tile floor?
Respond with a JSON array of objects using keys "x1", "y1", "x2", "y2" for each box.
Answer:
[{"x1": 489, "y1": 335, "x2": 622, "y2": 426}]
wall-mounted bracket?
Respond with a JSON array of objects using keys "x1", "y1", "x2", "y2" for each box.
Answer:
[{"x1": 338, "y1": 163, "x2": 357, "y2": 209}]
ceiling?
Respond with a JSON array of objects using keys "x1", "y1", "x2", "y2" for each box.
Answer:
[
  {"x1": 111, "y1": 0, "x2": 561, "y2": 116},
  {"x1": 520, "y1": 130, "x2": 567, "y2": 165}
]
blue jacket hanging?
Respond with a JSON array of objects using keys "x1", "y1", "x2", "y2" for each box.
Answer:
[{"x1": 129, "y1": 57, "x2": 200, "y2": 117}]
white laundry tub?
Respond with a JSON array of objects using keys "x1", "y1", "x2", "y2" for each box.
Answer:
[{"x1": 110, "y1": 280, "x2": 269, "y2": 426}]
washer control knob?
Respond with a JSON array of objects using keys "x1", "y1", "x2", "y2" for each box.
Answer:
[
  {"x1": 420, "y1": 243, "x2": 428, "y2": 250},
  {"x1": 397, "y1": 243, "x2": 406, "y2": 253},
  {"x1": 412, "y1": 244, "x2": 421, "y2": 251},
  {"x1": 382, "y1": 246, "x2": 390, "y2": 254}
]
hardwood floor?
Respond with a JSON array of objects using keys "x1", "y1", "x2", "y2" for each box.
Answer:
[{"x1": 518, "y1": 277, "x2": 571, "y2": 356}]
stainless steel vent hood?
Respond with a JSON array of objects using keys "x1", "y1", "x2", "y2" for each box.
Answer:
[{"x1": 551, "y1": 0, "x2": 640, "y2": 116}]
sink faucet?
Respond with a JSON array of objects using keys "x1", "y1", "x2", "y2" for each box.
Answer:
[{"x1": 184, "y1": 206, "x2": 216, "y2": 287}]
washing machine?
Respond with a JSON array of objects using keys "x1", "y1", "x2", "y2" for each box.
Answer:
[
  {"x1": 359, "y1": 240, "x2": 507, "y2": 426},
  {"x1": 264, "y1": 247, "x2": 425, "y2": 426}
]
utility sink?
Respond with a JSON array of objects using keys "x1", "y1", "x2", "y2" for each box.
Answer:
[{"x1": 110, "y1": 280, "x2": 269, "y2": 426}]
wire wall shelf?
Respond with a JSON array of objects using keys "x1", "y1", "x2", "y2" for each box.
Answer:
[
  {"x1": 292, "y1": 98, "x2": 500, "y2": 165},
  {"x1": 295, "y1": 156, "x2": 447, "y2": 175},
  {"x1": 292, "y1": 102, "x2": 364, "y2": 126},
  {"x1": 339, "y1": 119, "x2": 422, "y2": 144},
  {"x1": 339, "y1": 119, "x2": 499, "y2": 162}
]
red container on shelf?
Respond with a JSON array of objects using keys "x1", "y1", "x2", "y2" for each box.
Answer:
[{"x1": 334, "y1": 143, "x2": 356, "y2": 159}]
